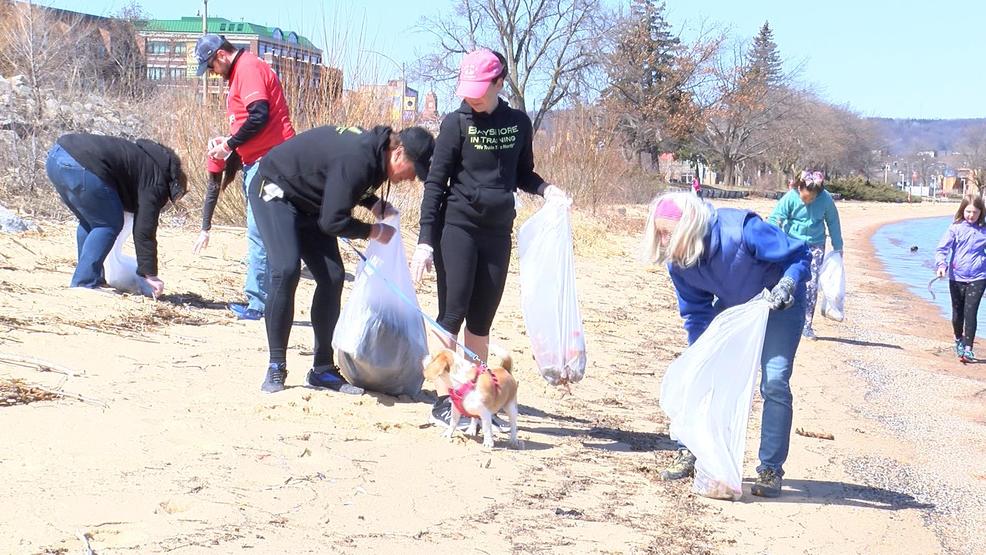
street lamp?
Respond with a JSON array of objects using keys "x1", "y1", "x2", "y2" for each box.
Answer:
[{"x1": 361, "y1": 49, "x2": 412, "y2": 123}]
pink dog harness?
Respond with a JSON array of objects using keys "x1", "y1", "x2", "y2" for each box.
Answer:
[{"x1": 449, "y1": 365, "x2": 500, "y2": 418}]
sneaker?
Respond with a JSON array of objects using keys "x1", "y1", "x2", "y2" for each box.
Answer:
[
  {"x1": 955, "y1": 338, "x2": 964, "y2": 358},
  {"x1": 429, "y1": 396, "x2": 471, "y2": 431},
  {"x1": 261, "y1": 363, "x2": 287, "y2": 394},
  {"x1": 659, "y1": 449, "x2": 696, "y2": 481},
  {"x1": 961, "y1": 346, "x2": 976, "y2": 363},
  {"x1": 229, "y1": 303, "x2": 263, "y2": 320},
  {"x1": 751, "y1": 468, "x2": 783, "y2": 498},
  {"x1": 802, "y1": 327, "x2": 817, "y2": 341},
  {"x1": 306, "y1": 366, "x2": 364, "y2": 395}
]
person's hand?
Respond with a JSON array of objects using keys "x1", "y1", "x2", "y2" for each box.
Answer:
[
  {"x1": 540, "y1": 183, "x2": 569, "y2": 202},
  {"x1": 371, "y1": 199, "x2": 398, "y2": 220},
  {"x1": 937, "y1": 266, "x2": 947, "y2": 278},
  {"x1": 836, "y1": 249, "x2": 845, "y2": 261},
  {"x1": 410, "y1": 244, "x2": 434, "y2": 283},
  {"x1": 207, "y1": 136, "x2": 232, "y2": 160},
  {"x1": 144, "y1": 276, "x2": 165, "y2": 299},
  {"x1": 369, "y1": 223, "x2": 396, "y2": 244},
  {"x1": 767, "y1": 277, "x2": 796, "y2": 311},
  {"x1": 193, "y1": 230, "x2": 210, "y2": 254}
]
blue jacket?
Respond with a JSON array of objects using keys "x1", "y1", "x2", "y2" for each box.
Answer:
[{"x1": 669, "y1": 208, "x2": 811, "y2": 344}]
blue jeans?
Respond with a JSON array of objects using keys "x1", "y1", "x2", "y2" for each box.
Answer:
[
  {"x1": 45, "y1": 144, "x2": 124, "y2": 288},
  {"x1": 756, "y1": 292, "x2": 806, "y2": 476},
  {"x1": 242, "y1": 161, "x2": 268, "y2": 312}
]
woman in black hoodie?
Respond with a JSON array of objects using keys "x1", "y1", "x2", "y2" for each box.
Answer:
[
  {"x1": 45, "y1": 133, "x2": 187, "y2": 296},
  {"x1": 412, "y1": 49, "x2": 567, "y2": 428},
  {"x1": 251, "y1": 124, "x2": 434, "y2": 394}
]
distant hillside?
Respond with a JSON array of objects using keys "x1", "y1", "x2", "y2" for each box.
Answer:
[{"x1": 868, "y1": 118, "x2": 986, "y2": 155}]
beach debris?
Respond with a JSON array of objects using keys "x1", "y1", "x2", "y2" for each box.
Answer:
[
  {"x1": 795, "y1": 427, "x2": 835, "y2": 441},
  {"x1": 910, "y1": 245, "x2": 918, "y2": 252},
  {"x1": 928, "y1": 276, "x2": 942, "y2": 300},
  {"x1": 0, "y1": 377, "x2": 60, "y2": 406},
  {"x1": 0, "y1": 204, "x2": 35, "y2": 234}
]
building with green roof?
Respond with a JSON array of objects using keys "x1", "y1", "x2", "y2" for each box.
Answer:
[{"x1": 136, "y1": 17, "x2": 326, "y2": 85}]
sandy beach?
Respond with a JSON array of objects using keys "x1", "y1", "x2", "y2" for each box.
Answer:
[{"x1": 1, "y1": 198, "x2": 983, "y2": 554}]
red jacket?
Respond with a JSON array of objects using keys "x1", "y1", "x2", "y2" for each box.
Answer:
[{"x1": 226, "y1": 51, "x2": 295, "y2": 164}]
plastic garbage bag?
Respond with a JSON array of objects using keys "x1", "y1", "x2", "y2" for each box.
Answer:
[
  {"x1": 103, "y1": 212, "x2": 153, "y2": 296},
  {"x1": 818, "y1": 251, "x2": 846, "y2": 322},
  {"x1": 517, "y1": 195, "x2": 587, "y2": 386},
  {"x1": 660, "y1": 293, "x2": 770, "y2": 501},
  {"x1": 333, "y1": 213, "x2": 427, "y2": 397}
]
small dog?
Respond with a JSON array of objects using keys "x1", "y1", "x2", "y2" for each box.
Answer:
[{"x1": 422, "y1": 346, "x2": 522, "y2": 449}]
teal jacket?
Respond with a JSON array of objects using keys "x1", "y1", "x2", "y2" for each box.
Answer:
[{"x1": 767, "y1": 189, "x2": 844, "y2": 250}]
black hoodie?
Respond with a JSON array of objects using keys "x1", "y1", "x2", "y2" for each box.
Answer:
[
  {"x1": 257, "y1": 125, "x2": 389, "y2": 239},
  {"x1": 418, "y1": 99, "x2": 544, "y2": 243},
  {"x1": 56, "y1": 133, "x2": 179, "y2": 277}
]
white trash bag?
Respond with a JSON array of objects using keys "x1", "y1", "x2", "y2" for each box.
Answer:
[
  {"x1": 332, "y1": 213, "x2": 428, "y2": 397},
  {"x1": 103, "y1": 211, "x2": 153, "y2": 296},
  {"x1": 517, "y1": 195, "x2": 587, "y2": 386},
  {"x1": 818, "y1": 251, "x2": 846, "y2": 322},
  {"x1": 660, "y1": 293, "x2": 770, "y2": 501}
]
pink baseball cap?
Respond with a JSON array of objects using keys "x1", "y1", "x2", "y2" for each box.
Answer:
[{"x1": 455, "y1": 49, "x2": 503, "y2": 99}]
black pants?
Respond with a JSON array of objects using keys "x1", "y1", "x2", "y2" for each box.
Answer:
[
  {"x1": 251, "y1": 179, "x2": 345, "y2": 367},
  {"x1": 949, "y1": 279, "x2": 986, "y2": 348},
  {"x1": 436, "y1": 223, "x2": 511, "y2": 336}
]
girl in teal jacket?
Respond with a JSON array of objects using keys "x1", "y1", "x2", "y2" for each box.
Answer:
[{"x1": 768, "y1": 170, "x2": 844, "y2": 340}]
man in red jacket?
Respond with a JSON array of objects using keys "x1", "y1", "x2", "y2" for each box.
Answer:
[{"x1": 194, "y1": 33, "x2": 296, "y2": 320}]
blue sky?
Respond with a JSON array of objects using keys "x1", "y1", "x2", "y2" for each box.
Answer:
[{"x1": 41, "y1": 0, "x2": 986, "y2": 120}]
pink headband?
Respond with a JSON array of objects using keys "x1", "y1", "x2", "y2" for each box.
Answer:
[{"x1": 653, "y1": 197, "x2": 683, "y2": 221}]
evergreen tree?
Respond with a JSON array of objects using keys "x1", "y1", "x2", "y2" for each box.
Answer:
[{"x1": 748, "y1": 21, "x2": 783, "y2": 86}]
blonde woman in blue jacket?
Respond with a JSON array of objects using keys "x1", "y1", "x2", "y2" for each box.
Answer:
[{"x1": 768, "y1": 170, "x2": 844, "y2": 340}]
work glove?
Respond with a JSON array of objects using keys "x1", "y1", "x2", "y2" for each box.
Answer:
[
  {"x1": 767, "y1": 277, "x2": 796, "y2": 311},
  {"x1": 371, "y1": 199, "x2": 398, "y2": 221},
  {"x1": 541, "y1": 183, "x2": 569, "y2": 202},
  {"x1": 410, "y1": 244, "x2": 434, "y2": 284},
  {"x1": 368, "y1": 223, "x2": 396, "y2": 244},
  {"x1": 192, "y1": 230, "x2": 210, "y2": 254}
]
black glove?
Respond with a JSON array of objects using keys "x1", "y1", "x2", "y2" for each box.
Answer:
[{"x1": 767, "y1": 277, "x2": 796, "y2": 311}]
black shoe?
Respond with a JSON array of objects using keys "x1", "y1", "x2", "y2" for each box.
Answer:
[
  {"x1": 490, "y1": 413, "x2": 513, "y2": 433},
  {"x1": 261, "y1": 363, "x2": 287, "y2": 393},
  {"x1": 430, "y1": 396, "x2": 471, "y2": 431},
  {"x1": 751, "y1": 468, "x2": 783, "y2": 498},
  {"x1": 306, "y1": 366, "x2": 363, "y2": 395},
  {"x1": 659, "y1": 449, "x2": 696, "y2": 481}
]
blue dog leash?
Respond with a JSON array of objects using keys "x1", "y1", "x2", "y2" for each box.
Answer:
[{"x1": 339, "y1": 237, "x2": 489, "y2": 369}]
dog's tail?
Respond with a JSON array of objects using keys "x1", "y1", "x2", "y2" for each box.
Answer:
[{"x1": 488, "y1": 344, "x2": 513, "y2": 373}]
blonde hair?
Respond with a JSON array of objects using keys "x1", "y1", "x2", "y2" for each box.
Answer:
[{"x1": 641, "y1": 192, "x2": 712, "y2": 268}]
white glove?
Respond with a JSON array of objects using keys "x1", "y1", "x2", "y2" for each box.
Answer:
[
  {"x1": 144, "y1": 276, "x2": 165, "y2": 300},
  {"x1": 541, "y1": 183, "x2": 568, "y2": 202},
  {"x1": 193, "y1": 230, "x2": 210, "y2": 253},
  {"x1": 410, "y1": 244, "x2": 434, "y2": 284},
  {"x1": 207, "y1": 136, "x2": 232, "y2": 160}
]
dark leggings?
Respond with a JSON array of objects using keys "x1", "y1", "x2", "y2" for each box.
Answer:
[
  {"x1": 436, "y1": 224, "x2": 511, "y2": 336},
  {"x1": 949, "y1": 279, "x2": 986, "y2": 348},
  {"x1": 250, "y1": 178, "x2": 345, "y2": 367}
]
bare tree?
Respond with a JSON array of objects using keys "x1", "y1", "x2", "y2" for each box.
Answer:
[{"x1": 416, "y1": 0, "x2": 610, "y2": 131}]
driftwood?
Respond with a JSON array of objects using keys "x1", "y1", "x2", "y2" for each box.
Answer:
[
  {"x1": 795, "y1": 427, "x2": 835, "y2": 441},
  {"x1": 0, "y1": 353, "x2": 84, "y2": 377}
]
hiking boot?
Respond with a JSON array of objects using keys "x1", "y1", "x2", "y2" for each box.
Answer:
[
  {"x1": 659, "y1": 449, "x2": 696, "y2": 481},
  {"x1": 955, "y1": 338, "x2": 964, "y2": 358},
  {"x1": 261, "y1": 363, "x2": 287, "y2": 394},
  {"x1": 306, "y1": 366, "x2": 364, "y2": 395},
  {"x1": 751, "y1": 468, "x2": 783, "y2": 498},
  {"x1": 802, "y1": 327, "x2": 817, "y2": 341},
  {"x1": 229, "y1": 303, "x2": 263, "y2": 321},
  {"x1": 961, "y1": 347, "x2": 976, "y2": 363},
  {"x1": 430, "y1": 395, "x2": 471, "y2": 431}
]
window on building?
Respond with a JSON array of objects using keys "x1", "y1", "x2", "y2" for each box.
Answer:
[
  {"x1": 168, "y1": 68, "x2": 184, "y2": 80},
  {"x1": 175, "y1": 43, "x2": 187, "y2": 54},
  {"x1": 147, "y1": 67, "x2": 165, "y2": 80},
  {"x1": 147, "y1": 41, "x2": 169, "y2": 55},
  {"x1": 236, "y1": 24, "x2": 244, "y2": 32},
  {"x1": 220, "y1": 23, "x2": 227, "y2": 31}
]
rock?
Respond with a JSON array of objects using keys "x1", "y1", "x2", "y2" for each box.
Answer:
[{"x1": 0, "y1": 204, "x2": 36, "y2": 233}]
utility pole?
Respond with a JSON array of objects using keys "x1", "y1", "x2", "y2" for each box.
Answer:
[{"x1": 201, "y1": 0, "x2": 208, "y2": 105}]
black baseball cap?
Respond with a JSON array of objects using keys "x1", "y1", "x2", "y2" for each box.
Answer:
[
  {"x1": 398, "y1": 127, "x2": 435, "y2": 181},
  {"x1": 195, "y1": 33, "x2": 225, "y2": 76}
]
